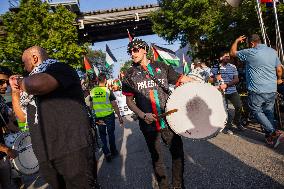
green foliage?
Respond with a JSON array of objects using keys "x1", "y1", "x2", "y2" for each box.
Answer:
[
  {"x1": 84, "y1": 45, "x2": 113, "y2": 79},
  {"x1": 120, "y1": 49, "x2": 152, "y2": 73},
  {"x1": 0, "y1": 0, "x2": 84, "y2": 73},
  {"x1": 120, "y1": 60, "x2": 132, "y2": 73},
  {"x1": 151, "y1": 0, "x2": 283, "y2": 60}
]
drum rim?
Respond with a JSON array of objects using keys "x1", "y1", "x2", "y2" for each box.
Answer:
[
  {"x1": 165, "y1": 82, "x2": 227, "y2": 140},
  {"x1": 12, "y1": 132, "x2": 39, "y2": 175}
]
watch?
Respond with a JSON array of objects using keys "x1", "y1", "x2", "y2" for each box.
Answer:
[
  {"x1": 16, "y1": 76, "x2": 24, "y2": 87},
  {"x1": 143, "y1": 113, "x2": 147, "y2": 120}
]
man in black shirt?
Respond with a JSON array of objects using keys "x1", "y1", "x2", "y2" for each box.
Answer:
[
  {"x1": 0, "y1": 66, "x2": 18, "y2": 189},
  {"x1": 10, "y1": 46, "x2": 99, "y2": 189},
  {"x1": 122, "y1": 39, "x2": 193, "y2": 189}
]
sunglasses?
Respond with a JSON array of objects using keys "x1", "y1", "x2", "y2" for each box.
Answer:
[
  {"x1": 0, "y1": 79, "x2": 9, "y2": 86},
  {"x1": 128, "y1": 47, "x2": 141, "y2": 55}
]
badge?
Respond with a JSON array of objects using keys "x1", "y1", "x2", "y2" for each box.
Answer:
[{"x1": 156, "y1": 68, "x2": 161, "y2": 74}]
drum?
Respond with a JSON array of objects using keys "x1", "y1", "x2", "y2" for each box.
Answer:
[
  {"x1": 165, "y1": 82, "x2": 227, "y2": 139},
  {"x1": 11, "y1": 132, "x2": 39, "y2": 175},
  {"x1": 4, "y1": 132, "x2": 21, "y2": 148},
  {"x1": 187, "y1": 73, "x2": 205, "y2": 83}
]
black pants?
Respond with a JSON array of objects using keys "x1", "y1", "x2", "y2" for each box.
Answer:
[
  {"x1": 39, "y1": 147, "x2": 99, "y2": 189},
  {"x1": 225, "y1": 92, "x2": 243, "y2": 127},
  {"x1": 142, "y1": 128, "x2": 184, "y2": 189}
]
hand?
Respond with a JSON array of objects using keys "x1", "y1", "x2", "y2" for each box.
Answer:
[
  {"x1": 219, "y1": 84, "x2": 228, "y2": 90},
  {"x1": 118, "y1": 117, "x2": 124, "y2": 127},
  {"x1": 95, "y1": 120, "x2": 106, "y2": 126},
  {"x1": 277, "y1": 79, "x2": 283, "y2": 85},
  {"x1": 9, "y1": 75, "x2": 22, "y2": 92},
  {"x1": 216, "y1": 74, "x2": 222, "y2": 81},
  {"x1": 236, "y1": 35, "x2": 246, "y2": 43},
  {"x1": 6, "y1": 148, "x2": 18, "y2": 159},
  {"x1": 144, "y1": 113, "x2": 157, "y2": 124}
]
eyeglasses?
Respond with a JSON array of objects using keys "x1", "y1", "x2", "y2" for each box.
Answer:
[
  {"x1": 0, "y1": 80, "x2": 9, "y2": 86},
  {"x1": 128, "y1": 47, "x2": 140, "y2": 55}
]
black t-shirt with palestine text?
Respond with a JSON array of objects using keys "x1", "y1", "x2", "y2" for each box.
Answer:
[{"x1": 122, "y1": 61, "x2": 180, "y2": 133}]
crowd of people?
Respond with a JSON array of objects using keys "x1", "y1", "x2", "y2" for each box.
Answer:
[{"x1": 0, "y1": 34, "x2": 283, "y2": 189}]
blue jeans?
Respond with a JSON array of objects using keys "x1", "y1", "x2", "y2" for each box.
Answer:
[
  {"x1": 97, "y1": 113, "x2": 117, "y2": 155},
  {"x1": 248, "y1": 91, "x2": 276, "y2": 134}
]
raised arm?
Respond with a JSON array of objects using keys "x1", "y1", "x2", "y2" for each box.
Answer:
[
  {"x1": 17, "y1": 73, "x2": 59, "y2": 95},
  {"x1": 9, "y1": 75, "x2": 26, "y2": 122},
  {"x1": 230, "y1": 35, "x2": 246, "y2": 57}
]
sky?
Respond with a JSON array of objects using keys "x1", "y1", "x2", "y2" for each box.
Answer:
[{"x1": 0, "y1": 0, "x2": 181, "y2": 78}]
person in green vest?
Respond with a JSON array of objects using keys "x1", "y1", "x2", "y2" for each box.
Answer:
[{"x1": 90, "y1": 73, "x2": 123, "y2": 162}]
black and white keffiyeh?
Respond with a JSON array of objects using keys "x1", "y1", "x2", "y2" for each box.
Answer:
[{"x1": 20, "y1": 59, "x2": 57, "y2": 125}]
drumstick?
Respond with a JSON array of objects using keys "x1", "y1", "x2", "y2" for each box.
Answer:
[{"x1": 158, "y1": 109, "x2": 178, "y2": 118}]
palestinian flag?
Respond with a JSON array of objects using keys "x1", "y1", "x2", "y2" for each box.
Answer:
[
  {"x1": 105, "y1": 44, "x2": 117, "y2": 68},
  {"x1": 152, "y1": 44, "x2": 180, "y2": 67},
  {"x1": 93, "y1": 65, "x2": 100, "y2": 77},
  {"x1": 182, "y1": 54, "x2": 190, "y2": 75},
  {"x1": 84, "y1": 56, "x2": 94, "y2": 74}
]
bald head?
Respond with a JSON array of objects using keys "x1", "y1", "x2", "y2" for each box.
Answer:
[{"x1": 22, "y1": 46, "x2": 49, "y2": 72}]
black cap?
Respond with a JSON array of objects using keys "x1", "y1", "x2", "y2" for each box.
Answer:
[{"x1": 127, "y1": 38, "x2": 149, "y2": 54}]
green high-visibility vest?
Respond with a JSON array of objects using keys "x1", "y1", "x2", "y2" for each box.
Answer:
[
  {"x1": 17, "y1": 120, "x2": 29, "y2": 132},
  {"x1": 90, "y1": 86, "x2": 114, "y2": 118}
]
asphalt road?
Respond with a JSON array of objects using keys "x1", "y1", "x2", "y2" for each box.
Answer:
[{"x1": 22, "y1": 114, "x2": 284, "y2": 189}]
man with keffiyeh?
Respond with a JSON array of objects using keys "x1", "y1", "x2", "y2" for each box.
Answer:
[{"x1": 9, "y1": 46, "x2": 100, "y2": 189}]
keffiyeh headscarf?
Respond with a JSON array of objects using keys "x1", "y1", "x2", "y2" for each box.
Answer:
[{"x1": 20, "y1": 59, "x2": 57, "y2": 125}]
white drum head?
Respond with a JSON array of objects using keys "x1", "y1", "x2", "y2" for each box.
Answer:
[
  {"x1": 166, "y1": 83, "x2": 227, "y2": 139},
  {"x1": 12, "y1": 132, "x2": 39, "y2": 175}
]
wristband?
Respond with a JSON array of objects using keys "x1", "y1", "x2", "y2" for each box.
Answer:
[
  {"x1": 143, "y1": 113, "x2": 146, "y2": 120},
  {"x1": 16, "y1": 76, "x2": 24, "y2": 87}
]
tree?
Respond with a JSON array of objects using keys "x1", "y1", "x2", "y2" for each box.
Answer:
[
  {"x1": 0, "y1": 0, "x2": 84, "y2": 73},
  {"x1": 84, "y1": 46, "x2": 113, "y2": 79},
  {"x1": 120, "y1": 60, "x2": 132, "y2": 73},
  {"x1": 150, "y1": 0, "x2": 283, "y2": 60},
  {"x1": 120, "y1": 49, "x2": 153, "y2": 73}
]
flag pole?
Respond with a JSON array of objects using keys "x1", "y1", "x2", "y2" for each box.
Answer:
[{"x1": 256, "y1": 0, "x2": 268, "y2": 45}]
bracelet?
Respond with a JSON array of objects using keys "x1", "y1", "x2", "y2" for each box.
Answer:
[
  {"x1": 143, "y1": 113, "x2": 146, "y2": 120},
  {"x1": 16, "y1": 76, "x2": 24, "y2": 87}
]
